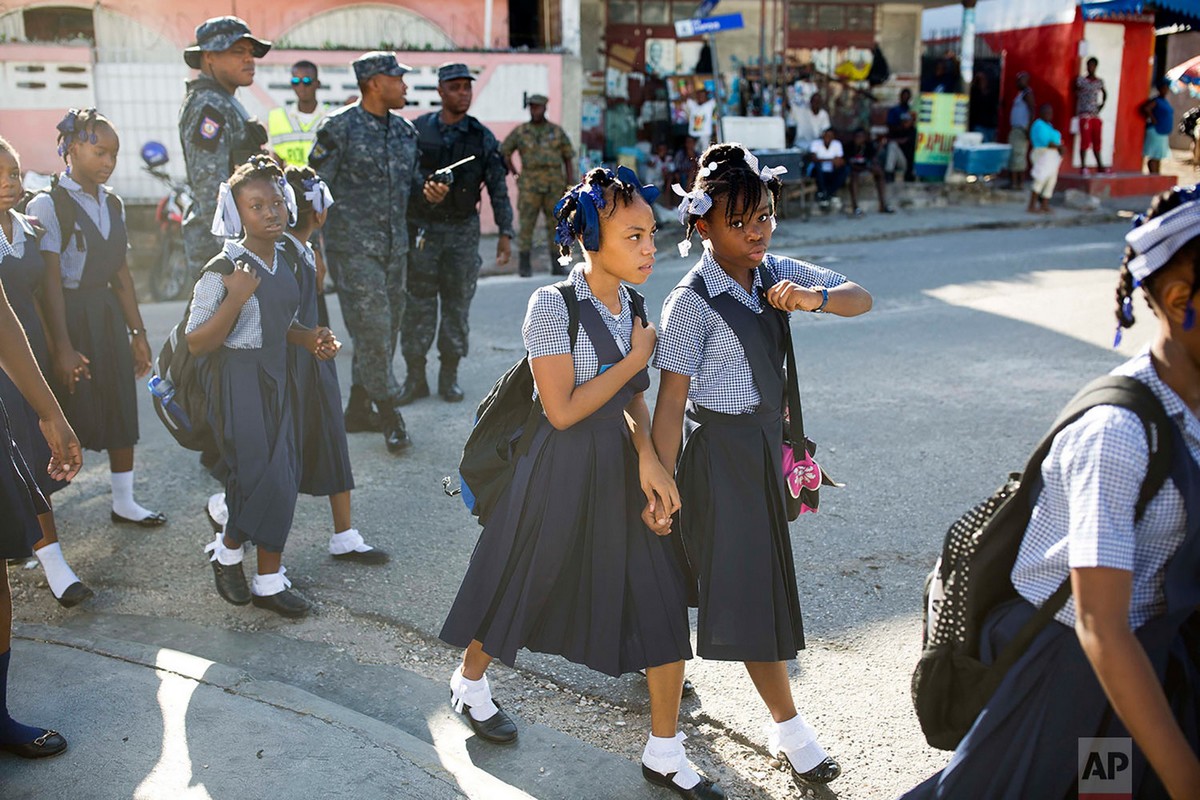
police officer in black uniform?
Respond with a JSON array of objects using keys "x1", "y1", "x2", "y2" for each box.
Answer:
[
  {"x1": 400, "y1": 63, "x2": 514, "y2": 405},
  {"x1": 178, "y1": 16, "x2": 272, "y2": 274}
]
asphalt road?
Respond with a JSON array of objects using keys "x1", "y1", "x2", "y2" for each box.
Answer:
[{"x1": 9, "y1": 220, "x2": 1152, "y2": 799}]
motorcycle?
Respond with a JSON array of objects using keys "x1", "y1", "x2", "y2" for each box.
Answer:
[{"x1": 140, "y1": 141, "x2": 193, "y2": 301}]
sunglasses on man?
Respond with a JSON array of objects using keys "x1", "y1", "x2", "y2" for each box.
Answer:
[{"x1": 291, "y1": 76, "x2": 315, "y2": 86}]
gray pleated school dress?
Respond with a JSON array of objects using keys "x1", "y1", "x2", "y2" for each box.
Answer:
[
  {"x1": 197, "y1": 248, "x2": 301, "y2": 552},
  {"x1": 0, "y1": 395, "x2": 50, "y2": 559},
  {"x1": 901, "y1": 408, "x2": 1200, "y2": 800},
  {"x1": 440, "y1": 287, "x2": 693, "y2": 678},
  {"x1": 57, "y1": 193, "x2": 138, "y2": 452},
  {"x1": 0, "y1": 214, "x2": 66, "y2": 496},
  {"x1": 670, "y1": 265, "x2": 806, "y2": 663},
  {"x1": 285, "y1": 234, "x2": 353, "y2": 497}
]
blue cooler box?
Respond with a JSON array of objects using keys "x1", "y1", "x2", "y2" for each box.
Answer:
[{"x1": 952, "y1": 144, "x2": 1012, "y2": 175}]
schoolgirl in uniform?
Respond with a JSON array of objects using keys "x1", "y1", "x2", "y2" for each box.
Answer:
[
  {"x1": 900, "y1": 186, "x2": 1200, "y2": 799},
  {"x1": 0, "y1": 247, "x2": 82, "y2": 759},
  {"x1": 440, "y1": 167, "x2": 722, "y2": 799},
  {"x1": 30, "y1": 108, "x2": 164, "y2": 528},
  {"x1": 650, "y1": 143, "x2": 872, "y2": 791},
  {"x1": 0, "y1": 137, "x2": 91, "y2": 607},
  {"x1": 281, "y1": 165, "x2": 386, "y2": 564},
  {"x1": 190, "y1": 155, "x2": 337, "y2": 619}
]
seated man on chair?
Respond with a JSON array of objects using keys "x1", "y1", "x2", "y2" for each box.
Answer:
[{"x1": 808, "y1": 127, "x2": 847, "y2": 206}]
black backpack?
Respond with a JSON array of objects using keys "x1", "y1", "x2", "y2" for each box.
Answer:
[
  {"x1": 150, "y1": 239, "x2": 304, "y2": 452},
  {"x1": 17, "y1": 177, "x2": 118, "y2": 253},
  {"x1": 447, "y1": 281, "x2": 647, "y2": 526},
  {"x1": 911, "y1": 375, "x2": 1174, "y2": 751}
]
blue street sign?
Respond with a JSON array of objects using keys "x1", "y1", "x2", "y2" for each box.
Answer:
[
  {"x1": 695, "y1": 0, "x2": 720, "y2": 18},
  {"x1": 674, "y1": 12, "x2": 744, "y2": 38}
]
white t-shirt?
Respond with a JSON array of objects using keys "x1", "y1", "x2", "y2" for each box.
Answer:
[
  {"x1": 686, "y1": 98, "x2": 716, "y2": 145},
  {"x1": 809, "y1": 138, "x2": 843, "y2": 171},
  {"x1": 792, "y1": 106, "x2": 831, "y2": 144}
]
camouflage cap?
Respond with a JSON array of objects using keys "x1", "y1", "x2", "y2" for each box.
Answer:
[
  {"x1": 353, "y1": 52, "x2": 412, "y2": 82},
  {"x1": 437, "y1": 63, "x2": 475, "y2": 83},
  {"x1": 184, "y1": 16, "x2": 270, "y2": 69},
  {"x1": 527, "y1": 94, "x2": 549, "y2": 106}
]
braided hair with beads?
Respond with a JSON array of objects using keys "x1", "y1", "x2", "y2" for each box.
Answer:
[
  {"x1": 675, "y1": 143, "x2": 785, "y2": 256},
  {"x1": 553, "y1": 166, "x2": 659, "y2": 265},
  {"x1": 55, "y1": 108, "x2": 115, "y2": 164},
  {"x1": 1114, "y1": 185, "x2": 1200, "y2": 346},
  {"x1": 229, "y1": 154, "x2": 285, "y2": 198}
]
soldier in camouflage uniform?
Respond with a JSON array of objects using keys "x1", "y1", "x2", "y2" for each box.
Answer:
[
  {"x1": 310, "y1": 52, "x2": 430, "y2": 454},
  {"x1": 501, "y1": 94, "x2": 576, "y2": 277},
  {"x1": 400, "y1": 63, "x2": 514, "y2": 405},
  {"x1": 178, "y1": 16, "x2": 272, "y2": 274}
]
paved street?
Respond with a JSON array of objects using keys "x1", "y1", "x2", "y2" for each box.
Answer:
[{"x1": 3, "y1": 213, "x2": 1159, "y2": 799}]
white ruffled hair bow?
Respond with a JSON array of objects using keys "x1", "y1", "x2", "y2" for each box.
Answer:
[
  {"x1": 304, "y1": 178, "x2": 335, "y2": 215},
  {"x1": 742, "y1": 148, "x2": 789, "y2": 182},
  {"x1": 211, "y1": 182, "x2": 241, "y2": 238}
]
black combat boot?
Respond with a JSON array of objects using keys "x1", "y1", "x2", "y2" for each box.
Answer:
[
  {"x1": 439, "y1": 358, "x2": 465, "y2": 403},
  {"x1": 396, "y1": 360, "x2": 430, "y2": 407},
  {"x1": 518, "y1": 251, "x2": 532, "y2": 277},
  {"x1": 378, "y1": 404, "x2": 413, "y2": 454},
  {"x1": 343, "y1": 384, "x2": 381, "y2": 433}
]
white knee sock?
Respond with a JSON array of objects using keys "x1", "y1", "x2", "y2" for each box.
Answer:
[
  {"x1": 449, "y1": 666, "x2": 500, "y2": 722},
  {"x1": 642, "y1": 732, "x2": 701, "y2": 790},
  {"x1": 111, "y1": 471, "x2": 153, "y2": 521},
  {"x1": 768, "y1": 713, "x2": 829, "y2": 773},
  {"x1": 33, "y1": 542, "x2": 81, "y2": 598}
]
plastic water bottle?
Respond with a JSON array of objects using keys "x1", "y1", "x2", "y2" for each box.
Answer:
[{"x1": 147, "y1": 375, "x2": 175, "y2": 404}]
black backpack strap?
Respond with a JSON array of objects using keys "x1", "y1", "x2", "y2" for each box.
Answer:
[
  {"x1": 278, "y1": 235, "x2": 307, "y2": 280},
  {"x1": 991, "y1": 376, "x2": 1176, "y2": 673},
  {"x1": 624, "y1": 285, "x2": 648, "y2": 327},
  {"x1": 553, "y1": 281, "x2": 580, "y2": 352},
  {"x1": 48, "y1": 181, "x2": 79, "y2": 254}
]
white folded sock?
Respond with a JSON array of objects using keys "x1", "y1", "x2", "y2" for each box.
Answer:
[
  {"x1": 203, "y1": 532, "x2": 243, "y2": 566},
  {"x1": 769, "y1": 713, "x2": 828, "y2": 773},
  {"x1": 251, "y1": 567, "x2": 291, "y2": 597},
  {"x1": 449, "y1": 666, "x2": 500, "y2": 722},
  {"x1": 329, "y1": 528, "x2": 374, "y2": 555},
  {"x1": 208, "y1": 493, "x2": 229, "y2": 527},
  {"x1": 111, "y1": 471, "x2": 153, "y2": 521},
  {"x1": 642, "y1": 732, "x2": 701, "y2": 790},
  {"x1": 33, "y1": 542, "x2": 81, "y2": 598}
]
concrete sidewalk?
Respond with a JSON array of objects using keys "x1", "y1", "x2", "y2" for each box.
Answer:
[{"x1": 1, "y1": 617, "x2": 682, "y2": 800}]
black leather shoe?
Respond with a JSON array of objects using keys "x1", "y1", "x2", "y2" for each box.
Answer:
[
  {"x1": 251, "y1": 588, "x2": 312, "y2": 618},
  {"x1": 438, "y1": 364, "x2": 464, "y2": 403},
  {"x1": 211, "y1": 561, "x2": 251, "y2": 606},
  {"x1": 0, "y1": 729, "x2": 67, "y2": 759},
  {"x1": 111, "y1": 510, "x2": 167, "y2": 527},
  {"x1": 55, "y1": 581, "x2": 94, "y2": 609},
  {"x1": 788, "y1": 756, "x2": 842, "y2": 786},
  {"x1": 396, "y1": 374, "x2": 429, "y2": 407},
  {"x1": 343, "y1": 384, "x2": 381, "y2": 433},
  {"x1": 331, "y1": 548, "x2": 390, "y2": 565},
  {"x1": 379, "y1": 406, "x2": 413, "y2": 454},
  {"x1": 642, "y1": 765, "x2": 724, "y2": 799},
  {"x1": 450, "y1": 692, "x2": 518, "y2": 744}
]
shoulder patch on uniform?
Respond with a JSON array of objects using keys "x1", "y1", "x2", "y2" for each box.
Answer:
[
  {"x1": 308, "y1": 127, "x2": 338, "y2": 167},
  {"x1": 193, "y1": 104, "x2": 226, "y2": 152}
]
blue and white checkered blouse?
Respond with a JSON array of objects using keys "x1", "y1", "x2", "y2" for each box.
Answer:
[
  {"x1": 1012, "y1": 349, "x2": 1200, "y2": 629},
  {"x1": 185, "y1": 240, "x2": 289, "y2": 350},
  {"x1": 523, "y1": 265, "x2": 633, "y2": 399},
  {"x1": 652, "y1": 249, "x2": 847, "y2": 415},
  {"x1": 28, "y1": 173, "x2": 125, "y2": 290},
  {"x1": 0, "y1": 209, "x2": 36, "y2": 263}
]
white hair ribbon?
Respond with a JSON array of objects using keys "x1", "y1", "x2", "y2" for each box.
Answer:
[
  {"x1": 672, "y1": 183, "x2": 713, "y2": 225},
  {"x1": 211, "y1": 182, "x2": 242, "y2": 238},
  {"x1": 1125, "y1": 199, "x2": 1200, "y2": 285},
  {"x1": 303, "y1": 178, "x2": 335, "y2": 215},
  {"x1": 280, "y1": 178, "x2": 299, "y2": 227}
]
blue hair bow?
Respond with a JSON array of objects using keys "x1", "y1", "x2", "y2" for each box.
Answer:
[
  {"x1": 616, "y1": 165, "x2": 661, "y2": 205},
  {"x1": 554, "y1": 167, "x2": 662, "y2": 255},
  {"x1": 56, "y1": 110, "x2": 78, "y2": 136}
]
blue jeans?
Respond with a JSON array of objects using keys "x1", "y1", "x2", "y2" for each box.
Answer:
[{"x1": 814, "y1": 164, "x2": 847, "y2": 199}]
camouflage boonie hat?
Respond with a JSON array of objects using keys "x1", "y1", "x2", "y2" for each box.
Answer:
[
  {"x1": 184, "y1": 16, "x2": 270, "y2": 69},
  {"x1": 353, "y1": 52, "x2": 412, "y2": 82}
]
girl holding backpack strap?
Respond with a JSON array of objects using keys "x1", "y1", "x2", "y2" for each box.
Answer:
[
  {"x1": 650, "y1": 143, "x2": 871, "y2": 792},
  {"x1": 189, "y1": 156, "x2": 338, "y2": 619},
  {"x1": 0, "y1": 137, "x2": 91, "y2": 608},
  {"x1": 439, "y1": 167, "x2": 724, "y2": 799},
  {"x1": 30, "y1": 109, "x2": 165, "y2": 530},
  {"x1": 902, "y1": 186, "x2": 1200, "y2": 799}
]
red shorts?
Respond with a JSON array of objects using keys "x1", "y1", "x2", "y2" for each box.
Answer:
[{"x1": 1078, "y1": 115, "x2": 1102, "y2": 151}]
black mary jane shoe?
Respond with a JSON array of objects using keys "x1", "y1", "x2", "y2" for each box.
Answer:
[
  {"x1": 641, "y1": 765, "x2": 725, "y2": 799},
  {"x1": 110, "y1": 510, "x2": 168, "y2": 528},
  {"x1": 211, "y1": 561, "x2": 251, "y2": 606},
  {"x1": 251, "y1": 589, "x2": 312, "y2": 618},
  {"x1": 55, "y1": 581, "x2": 94, "y2": 609},
  {"x1": 451, "y1": 692, "x2": 518, "y2": 744},
  {"x1": 0, "y1": 729, "x2": 68, "y2": 759},
  {"x1": 331, "y1": 548, "x2": 390, "y2": 565},
  {"x1": 787, "y1": 756, "x2": 842, "y2": 787}
]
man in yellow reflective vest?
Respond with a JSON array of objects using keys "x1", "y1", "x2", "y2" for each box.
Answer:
[{"x1": 269, "y1": 60, "x2": 333, "y2": 167}]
